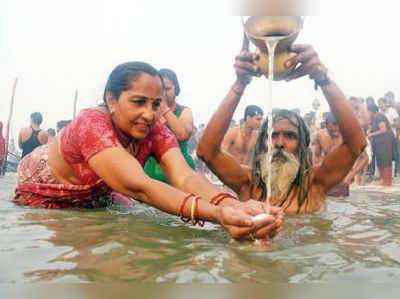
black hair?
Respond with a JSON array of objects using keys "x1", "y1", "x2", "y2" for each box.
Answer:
[
  {"x1": 30, "y1": 112, "x2": 43, "y2": 125},
  {"x1": 252, "y1": 109, "x2": 312, "y2": 212},
  {"x1": 103, "y1": 62, "x2": 162, "y2": 105},
  {"x1": 159, "y1": 68, "x2": 180, "y2": 96},
  {"x1": 244, "y1": 105, "x2": 264, "y2": 121},
  {"x1": 56, "y1": 120, "x2": 72, "y2": 132},
  {"x1": 47, "y1": 128, "x2": 56, "y2": 137},
  {"x1": 365, "y1": 96, "x2": 375, "y2": 105},
  {"x1": 368, "y1": 103, "x2": 379, "y2": 114}
]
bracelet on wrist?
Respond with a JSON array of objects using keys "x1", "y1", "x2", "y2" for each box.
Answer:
[
  {"x1": 210, "y1": 193, "x2": 237, "y2": 206},
  {"x1": 179, "y1": 194, "x2": 204, "y2": 226},
  {"x1": 180, "y1": 194, "x2": 194, "y2": 223},
  {"x1": 314, "y1": 77, "x2": 331, "y2": 90},
  {"x1": 313, "y1": 65, "x2": 331, "y2": 90}
]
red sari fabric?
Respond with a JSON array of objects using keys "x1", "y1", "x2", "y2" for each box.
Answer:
[{"x1": 14, "y1": 108, "x2": 178, "y2": 208}]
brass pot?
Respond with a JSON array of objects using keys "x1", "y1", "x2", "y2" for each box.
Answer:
[{"x1": 243, "y1": 16, "x2": 303, "y2": 80}]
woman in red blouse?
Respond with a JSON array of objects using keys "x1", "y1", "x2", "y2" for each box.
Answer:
[{"x1": 14, "y1": 62, "x2": 283, "y2": 241}]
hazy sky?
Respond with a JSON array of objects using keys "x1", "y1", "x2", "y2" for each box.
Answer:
[{"x1": 1, "y1": 0, "x2": 399, "y2": 144}]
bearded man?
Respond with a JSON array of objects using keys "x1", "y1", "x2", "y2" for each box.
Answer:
[{"x1": 197, "y1": 37, "x2": 366, "y2": 215}]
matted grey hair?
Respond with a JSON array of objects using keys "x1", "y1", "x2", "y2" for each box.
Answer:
[{"x1": 252, "y1": 109, "x2": 313, "y2": 212}]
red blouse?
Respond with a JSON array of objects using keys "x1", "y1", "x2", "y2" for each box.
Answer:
[{"x1": 60, "y1": 108, "x2": 179, "y2": 185}]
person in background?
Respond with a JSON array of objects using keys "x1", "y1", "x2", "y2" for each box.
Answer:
[
  {"x1": 306, "y1": 111, "x2": 323, "y2": 166},
  {"x1": 384, "y1": 91, "x2": 400, "y2": 117},
  {"x1": 377, "y1": 96, "x2": 399, "y2": 174},
  {"x1": 312, "y1": 98, "x2": 324, "y2": 130},
  {"x1": 18, "y1": 112, "x2": 48, "y2": 159},
  {"x1": 378, "y1": 97, "x2": 397, "y2": 130},
  {"x1": 144, "y1": 68, "x2": 196, "y2": 183},
  {"x1": 366, "y1": 96, "x2": 376, "y2": 106},
  {"x1": 47, "y1": 128, "x2": 56, "y2": 143},
  {"x1": 365, "y1": 96, "x2": 377, "y2": 180},
  {"x1": 367, "y1": 104, "x2": 395, "y2": 186},
  {"x1": 347, "y1": 97, "x2": 371, "y2": 185},
  {"x1": 56, "y1": 120, "x2": 72, "y2": 134},
  {"x1": 312, "y1": 112, "x2": 366, "y2": 196},
  {"x1": 349, "y1": 96, "x2": 370, "y2": 133},
  {"x1": 304, "y1": 111, "x2": 317, "y2": 133},
  {"x1": 0, "y1": 121, "x2": 6, "y2": 175},
  {"x1": 392, "y1": 117, "x2": 400, "y2": 177},
  {"x1": 222, "y1": 105, "x2": 263, "y2": 167}
]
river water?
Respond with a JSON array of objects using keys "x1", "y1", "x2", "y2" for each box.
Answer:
[{"x1": 1, "y1": 172, "x2": 400, "y2": 283}]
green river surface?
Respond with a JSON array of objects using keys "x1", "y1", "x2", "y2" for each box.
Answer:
[{"x1": 1, "y1": 172, "x2": 400, "y2": 283}]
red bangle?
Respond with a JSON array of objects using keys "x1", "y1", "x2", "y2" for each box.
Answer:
[
  {"x1": 210, "y1": 193, "x2": 237, "y2": 206},
  {"x1": 180, "y1": 194, "x2": 195, "y2": 223}
]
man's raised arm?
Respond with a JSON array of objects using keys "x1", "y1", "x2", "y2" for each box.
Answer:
[
  {"x1": 285, "y1": 44, "x2": 367, "y2": 192},
  {"x1": 314, "y1": 82, "x2": 367, "y2": 191},
  {"x1": 197, "y1": 35, "x2": 260, "y2": 193}
]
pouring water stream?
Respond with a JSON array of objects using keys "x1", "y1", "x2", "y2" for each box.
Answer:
[{"x1": 264, "y1": 36, "x2": 284, "y2": 214}]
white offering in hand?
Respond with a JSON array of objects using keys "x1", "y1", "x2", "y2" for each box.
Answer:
[{"x1": 251, "y1": 213, "x2": 270, "y2": 223}]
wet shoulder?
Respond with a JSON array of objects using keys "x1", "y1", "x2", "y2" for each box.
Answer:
[
  {"x1": 67, "y1": 108, "x2": 111, "y2": 133},
  {"x1": 60, "y1": 107, "x2": 119, "y2": 163},
  {"x1": 19, "y1": 127, "x2": 33, "y2": 142},
  {"x1": 303, "y1": 170, "x2": 326, "y2": 212}
]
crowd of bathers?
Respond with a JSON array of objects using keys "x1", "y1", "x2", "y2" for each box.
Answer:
[{"x1": 0, "y1": 39, "x2": 390, "y2": 241}]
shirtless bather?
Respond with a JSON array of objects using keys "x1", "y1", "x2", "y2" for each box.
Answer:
[
  {"x1": 197, "y1": 36, "x2": 367, "y2": 215},
  {"x1": 313, "y1": 112, "x2": 369, "y2": 194},
  {"x1": 222, "y1": 105, "x2": 263, "y2": 166}
]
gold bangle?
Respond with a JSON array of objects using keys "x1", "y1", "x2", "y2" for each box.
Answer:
[{"x1": 190, "y1": 197, "x2": 196, "y2": 225}]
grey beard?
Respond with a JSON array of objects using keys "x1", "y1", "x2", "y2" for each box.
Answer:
[{"x1": 259, "y1": 149, "x2": 300, "y2": 199}]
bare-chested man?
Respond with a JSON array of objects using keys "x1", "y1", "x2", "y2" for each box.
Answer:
[
  {"x1": 314, "y1": 113, "x2": 369, "y2": 194},
  {"x1": 197, "y1": 36, "x2": 366, "y2": 215},
  {"x1": 222, "y1": 105, "x2": 263, "y2": 166}
]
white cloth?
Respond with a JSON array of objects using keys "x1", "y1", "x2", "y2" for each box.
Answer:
[
  {"x1": 382, "y1": 107, "x2": 398, "y2": 134},
  {"x1": 383, "y1": 107, "x2": 398, "y2": 124}
]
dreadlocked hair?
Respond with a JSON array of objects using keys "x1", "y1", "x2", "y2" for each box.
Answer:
[{"x1": 252, "y1": 109, "x2": 313, "y2": 212}]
